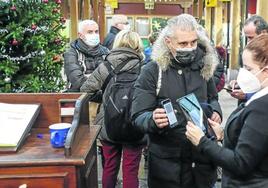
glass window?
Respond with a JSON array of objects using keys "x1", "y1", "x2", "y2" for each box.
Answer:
[
  {"x1": 105, "y1": 16, "x2": 134, "y2": 34},
  {"x1": 106, "y1": 16, "x2": 112, "y2": 34},
  {"x1": 128, "y1": 17, "x2": 134, "y2": 30},
  {"x1": 135, "y1": 17, "x2": 150, "y2": 37}
]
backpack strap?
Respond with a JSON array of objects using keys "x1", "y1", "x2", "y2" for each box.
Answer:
[
  {"x1": 101, "y1": 58, "x2": 141, "y2": 92},
  {"x1": 101, "y1": 59, "x2": 130, "y2": 92},
  {"x1": 101, "y1": 61, "x2": 113, "y2": 91},
  {"x1": 156, "y1": 65, "x2": 162, "y2": 96},
  {"x1": 75, "y1": 49, "x2": 86, "y2": 74}
]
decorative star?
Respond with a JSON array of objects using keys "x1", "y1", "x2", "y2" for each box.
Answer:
[{"x1": 152, "y1": 21, "x2": 161, "y2": 31}]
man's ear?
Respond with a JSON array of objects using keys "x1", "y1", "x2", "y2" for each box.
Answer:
[
  {"x1": 164, "y1": 37, "x2": 172, "y2": 48},
  {"x1": 78, "y1": 32, "x2": 84, "y2": 39}
]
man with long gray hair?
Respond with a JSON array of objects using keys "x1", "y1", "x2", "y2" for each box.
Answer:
[{"x1": 131, "y1": 14, "x2": 222, "y2": 188}]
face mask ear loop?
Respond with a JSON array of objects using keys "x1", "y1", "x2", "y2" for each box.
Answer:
[
  {"x1": 174, "y1": 56, "x2": 180, "y2": 63},
  {"x1": 260, "y1": 78, "x2": 268, "y2": 86},
  {"x1": 254, "y1": 66, "x2": 267, "y2": 77}
]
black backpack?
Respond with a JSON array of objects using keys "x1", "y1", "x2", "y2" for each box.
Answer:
[{"x1": 101, "y1": 58, "x2": 144, "y2": 142}]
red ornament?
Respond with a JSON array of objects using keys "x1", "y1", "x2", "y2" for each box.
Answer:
[
  {"x1": 52, "y1": 55, "x2": 61, "y2": 63},
  {"x1": 54, "y1": 38, "x2": 61, "y2": 45},
  {"x1": 60, "y1": 17, "x2": 66, "y2": 23},
  {"x1": 11, "y1": 39, "x2": 18, "y2": 46},
  {"x1": 53, "y1": 56, "x2": 58, "y2": 60},
  {"x1": 55, "y1": 0, "x2": 61, "y2": 4},
  {"x1": 52, "y1": 8, "x2": 60, "y2": 13},
  {"x1": 43, "y1": 0, "x2": 49, "y2": 3},
  {"x1": 31, "y1": 24, "x2": 37, "y2": 30},
  {"x1": 10, "y1": 6, "x2": 16, "y2": 11}
]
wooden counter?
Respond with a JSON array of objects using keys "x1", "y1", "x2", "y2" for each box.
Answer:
[{"x1": 0, "y1": 93, "x2": 100, "y2": 188}]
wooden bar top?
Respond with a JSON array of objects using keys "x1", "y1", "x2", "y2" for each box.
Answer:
[{"x1": 0, "y1": 125, "x2": 100, "y2": 167}]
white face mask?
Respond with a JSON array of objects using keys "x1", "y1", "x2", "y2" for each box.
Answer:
[
  {"x1": 84, "y1": 33, "x2": 100, "y2": 47},
  {"x1": 237, "y1": 67, "x2": 266, "y2": 93}
]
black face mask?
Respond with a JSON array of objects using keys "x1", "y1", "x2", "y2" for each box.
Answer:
[{"x1": 174, "y1": 48, "x2": 197, "y2": 65}]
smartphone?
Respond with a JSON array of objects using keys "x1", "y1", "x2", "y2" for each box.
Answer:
[
  {"x1": 223, "y1": 87, "x2": 233, "y2": 92},
  {"x1": 161, "y1": 99, "x2": 179, "y2": 128}
]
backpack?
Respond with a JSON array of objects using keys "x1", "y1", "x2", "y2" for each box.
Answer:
[{"x1": 102, "y1": 58, "x2": 144, "y2": 142}]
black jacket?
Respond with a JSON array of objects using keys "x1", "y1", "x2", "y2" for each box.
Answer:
[
  {"x1": 103, "y1": 26, "x2": 121, "y2": 50},
  {"x1": 197, "y1": 93, "x2": 268, "y2": 188},
  {"x1": 131, "y1": 46, "x2": 222, "y2": 188},
  {"x1": 64, "y1": 38, "x2": 109, "y2": 91}
]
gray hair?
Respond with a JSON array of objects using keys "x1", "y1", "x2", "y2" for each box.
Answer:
[
  {"x1": 152, "y1": 14, "x2": 218, "y2": 79},
  {"x1": 151, "y1": 14, "x2": 198, "y2": 70},
  {"x1": 78, "y1": 20, "x2": 98, "y2": 33},
  {"x1": 111, "y1": 14, "x2": 128, "y2": 26},
  {"x1": 244, "y1": 15, "x2": 268, "y2": 35}
]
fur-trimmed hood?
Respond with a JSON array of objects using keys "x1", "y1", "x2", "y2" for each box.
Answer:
[{"x1": 151, "y1": 34, "x2": 218, "y2": 81}]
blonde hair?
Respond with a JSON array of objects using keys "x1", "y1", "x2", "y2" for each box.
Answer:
[{"x1": 113, "y1": 30, "x2": 144, "y2": 55}]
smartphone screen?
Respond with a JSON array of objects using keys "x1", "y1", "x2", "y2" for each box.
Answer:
[{"x1": 161, "y1": 99, "x2": 178, "y2": 128}]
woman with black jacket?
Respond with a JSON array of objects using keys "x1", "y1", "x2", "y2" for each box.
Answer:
[{"x1": 186, "y1": 34, "x2": 268, "y2": 188}]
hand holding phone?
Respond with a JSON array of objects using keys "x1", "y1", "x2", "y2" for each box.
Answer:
[
  {"x1": 223, "y1": 87, "x2": 233, "y2": 92},
  {"x1": 161, "y1": 99, "x2": 178, "y2": 128}
]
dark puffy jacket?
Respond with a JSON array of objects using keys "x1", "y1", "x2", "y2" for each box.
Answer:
[
  {"x1": 103, "y1": 26, "x2": 120, "y2": 50},
  {"x1": 64, "y1": 38, "x2": 109, "y2": 91},
  {"x1": 131, "y1": 44, "x2": 222, "y2": 188}
]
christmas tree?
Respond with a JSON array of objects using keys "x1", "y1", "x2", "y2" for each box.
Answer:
[{"x1": 0, "y1": 0, "x2": 67, "y2": 92}]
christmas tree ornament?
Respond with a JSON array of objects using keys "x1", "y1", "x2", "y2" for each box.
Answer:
[
  {"x1": 55, "y1": 0, "x2": 61, "y2": 4},
  {"x1": 40, "y1": 50, "x2": 46, "y2": 56},
  {"x1": 4, "y1": 77, "x2": 11, "y2": 83},
  {"x1": 54, "y1": 38, "x2": 61, "y2": 44},
  {"x1": 11, "y1": 39, "x2": 18, "y2": 46},
  {"x1": 31, "y1": 24, "x2": 37, "y2": 30},
  {"x1": 60, "y1": 17, "x2": 66, "y2": 23},
  {"x1": 10, "y1": 5, "x2": 16, "y2": 11},
  {"x1": 52, "y1": 8, "x2": 59, "y2": 14}
]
